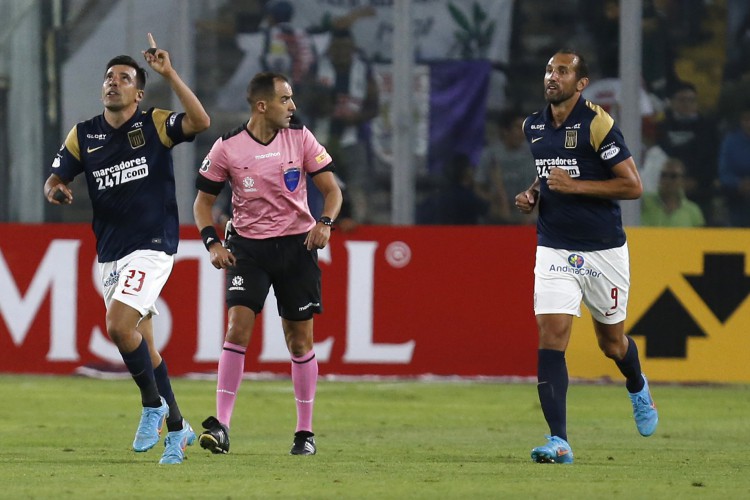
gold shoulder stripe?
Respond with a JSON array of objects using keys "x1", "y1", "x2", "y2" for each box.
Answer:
[
  {"x1": 585, "y1": 101, "x2": 614, "y2": 151},
  {"x1": 64, "y1": 125, "x2": 80, "y2": 161},
  {"x1": 151, "y1": 108, "x2": 175, "y2": 147}
]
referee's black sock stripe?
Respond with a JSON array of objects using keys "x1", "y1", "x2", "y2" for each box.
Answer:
[
  {"x1": 223, "y1": 346, "x2": 246, "y2": 355},
  {"x1": 291, "y1": 353, "x2": 316, "y2": 364}
]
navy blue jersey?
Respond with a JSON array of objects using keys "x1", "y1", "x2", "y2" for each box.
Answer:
[
  {"x1": 50, "y1": 107, "x2": 194, "y2": 262},
  {"x1": 524, "y1": 97, "x2": 632, "y2": 251}
]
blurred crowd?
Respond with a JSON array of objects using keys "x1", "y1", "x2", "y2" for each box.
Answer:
[{"x1": 194, "y1": 0, "x2": 749, "y2": 228}]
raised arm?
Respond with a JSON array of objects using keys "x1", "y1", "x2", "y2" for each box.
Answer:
[{"x1": 142, "y1": 33, "x2": 210, "y2": 136}]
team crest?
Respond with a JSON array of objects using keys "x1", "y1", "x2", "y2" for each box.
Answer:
[
  {"x1": 564, "y1": 130, "x2": 577, "y2": 149},
  {"x1": 128, "y1": 129, "x2": 146, "y2": 149},
  {"x1": 283, "y1": 167, "x2": 302, "y2": 192}
]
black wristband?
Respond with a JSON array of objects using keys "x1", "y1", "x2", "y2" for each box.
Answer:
[
  {"x1": 200, "y1": 226, "x2": 221, "y2": 251},
  {"x1": 318, "y1": 216, "x2": 334, "y2": 226}
]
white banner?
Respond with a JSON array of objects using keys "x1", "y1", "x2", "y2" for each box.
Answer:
[{"x1": 288, "y1": 0, "x2": 513, "y2": 62}]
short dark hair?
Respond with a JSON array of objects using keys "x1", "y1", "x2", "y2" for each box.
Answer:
[
  {"x1": 444, "y1": 153, "x2": 473, "y2": 183},
  {"x1": 105, "y1": 55, "x2": 147, "y2": 90},
  {"x1": 668, "y1": 80, "x2": 697, "y2": 97},
  {"x1": 265, "y1": 0, "x2": 293, "y2": 23},
  {"x1": 246, "y1": 71, "x2": 289, "y2": 105},
  {"x1": 331, "y1": 28, "x2": 353, "y2": 40},
  {"x1": 556, "y1": 48, "x2": 589, "y2": 80},
  {"x1": 496, "y1": 108, "x2": 527, "y2": 129}
]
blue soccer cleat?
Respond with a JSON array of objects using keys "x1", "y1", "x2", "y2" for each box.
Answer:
[
  {"x1": 531, "y1": 435, "x2": 574, "y2": 464},
  {"x1": 630, "y1": 374, "x2": 658, "y2": 437},
  {"x1": 132, "y1": 397, "x2": 169, "y2": 452},
  {"x1": 159, "y1": 419, "x2": 196, "y2": 464}
]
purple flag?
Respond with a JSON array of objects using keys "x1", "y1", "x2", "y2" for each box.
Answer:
[{"x1": 428, "y1": 60, "x2": 491, "y2": 174}]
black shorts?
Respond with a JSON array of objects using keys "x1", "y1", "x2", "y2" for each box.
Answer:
[{"x1": 225, "y1": 233, "x2": 322, "y2": 321}]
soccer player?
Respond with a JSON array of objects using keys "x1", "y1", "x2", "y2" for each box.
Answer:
[
  {"x1": 43, "y1": 34, "x2": 210, "y2": 464},
  {"x1": 515, "y1": 49, "x2": 658, "y2": 464},
  {"x1": 193, "y1": 72, "x2": 342, "y2": 456}
]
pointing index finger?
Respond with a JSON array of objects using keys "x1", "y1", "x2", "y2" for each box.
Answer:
[{"x1": 146, "y1": 33, "x2": 156, "y2": 55}]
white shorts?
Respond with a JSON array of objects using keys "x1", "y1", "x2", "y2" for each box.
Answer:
[
  {"x1": 98, "y1": 250, "x2": 174, "y2": 317},
  {"x1": 534, "y1": 244, "x2": 630, "y2": 324}
]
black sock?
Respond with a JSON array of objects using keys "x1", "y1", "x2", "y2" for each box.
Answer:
[
  {"x1": 537, "y1": 349, "x2": 568, "y2": 441},
  {"x1": 615, "y1": 336, "x2": 645, "y2": 393},
  {"x1": 154, "y1": 360, "x2": 183, "y2": 430},
  {"x1": 120, "y1": 338, "x2": 161, "y2": 407}
]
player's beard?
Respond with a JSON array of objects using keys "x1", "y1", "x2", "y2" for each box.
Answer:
[{"x1": 544, "y1": 85, "x2": 575, "y2": 105}]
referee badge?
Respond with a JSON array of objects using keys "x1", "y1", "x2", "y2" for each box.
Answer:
[
  {"x1": 565, "y1": 130, "x2": 577, "y2": 149},
  {"x1": 283, "y1": 166, "x2": 301, "y2": 192}
]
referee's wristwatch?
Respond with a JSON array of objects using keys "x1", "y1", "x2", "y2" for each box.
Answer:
[{"x1": 317, "y1": 216, "x2": 334, "y2": 227}]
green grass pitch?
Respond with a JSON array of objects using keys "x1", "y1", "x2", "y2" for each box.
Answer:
[{"x1": 0, "y1": 375, "x2": 747, "y2": 499}]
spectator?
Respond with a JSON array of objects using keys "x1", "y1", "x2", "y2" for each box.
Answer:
[
  {"x1": 215, "y1": 0, "x2": 318, "y2": 117},
  {"x1": 194, "y1": 0, "x2": 265, "y2": 99},
  {"x1": 654, "y1": 81, "x2": 720, "y2": 223},
  {"x1": 641, "y1": 157, "x2": 705, "y2": 227},
  {"x1": 581, "y1": 0, "x2": 662, "y2": 141},
  {"x1": 718, "y1": 107, "x2": 750, "y2": 227},
  {"x1": 585, "y1": 0, "x2": 678, "y2": 99},
  {"x1": 724, "y1": 0, "x2": 750, "y2": 81},
  {"x1": 308, "y1": 29, "x2": 379, "y2": 222},
  {"x1": 641, "y1": 0, "x2": 679, "y2": 99},
  {"x1": 640, "y1": 143, "x2": 669, "y2": 194},
  {"x1": 582, "y1": 77, "x2": 658, "y2": 141},
  {"x1": 474, "y1": 109, "x2": 536, "y2": 224},
  {"x1": 661, "y1": 0, "x2": 711, "y2": 46},
  {"x1": 417, "y1": 153, "x2": 488, "y2": 225},
  {"x1": 717, "y1": 67, "x2": 750, "y2": 132}
]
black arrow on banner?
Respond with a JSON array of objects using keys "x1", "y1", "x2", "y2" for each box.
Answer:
[
  {"x1": 684, "y1": 253, "x2": 750, "y2": 323},
  {"x1": 628, "y1": 288, "x2": 707, "y2": 358}
]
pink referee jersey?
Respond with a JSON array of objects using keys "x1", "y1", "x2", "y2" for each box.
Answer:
[{"x1": 199, "y1": 123, "x2": 332, "y2": 239}]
